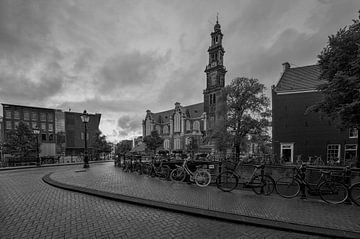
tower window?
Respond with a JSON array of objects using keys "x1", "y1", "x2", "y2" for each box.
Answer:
[{"x1": 213, "y1": 94, "x2": 216, "y2": 104}]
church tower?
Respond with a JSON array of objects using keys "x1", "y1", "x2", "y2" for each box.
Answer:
[{"x1": 203, "y1": 17, "x2": 227, "y2": 134}]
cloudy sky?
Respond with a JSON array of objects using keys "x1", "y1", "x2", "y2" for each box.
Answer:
[{"x1": 0, "y1": 0, "x2": 359, "y2": 142}]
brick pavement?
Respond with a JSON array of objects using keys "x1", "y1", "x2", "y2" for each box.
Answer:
[
  {"x1": 47, "y1": 162, "x2": 360, "y2": 238},
  {"x1": 0, "y1": 164, "x2": 323, "y2": 239}
]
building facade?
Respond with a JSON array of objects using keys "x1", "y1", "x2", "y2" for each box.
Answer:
[
  {"x1": 64, "y1": 111, "x2": 101, "y2": 156},
  {"x1": 272, "y1": 63, "x2": 358, "y2": 165},
  {"x1": 142, "y1": 20, "x2": 227, "y2": 153},
  {"x1": 1, "y1": 103, "x2": 101, "y2": 162}
]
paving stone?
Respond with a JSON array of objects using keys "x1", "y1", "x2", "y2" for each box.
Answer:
[{"x1": 0, "y1": 164, "x2": 326, "y2": 238}]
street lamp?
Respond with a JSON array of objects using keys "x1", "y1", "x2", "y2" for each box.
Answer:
[
  {"x1": 80, "y1": 110, "x2": 90, "y2": 168},
  {"x1": 33, "y1": 126, "x2": 41, "y2": 167}
]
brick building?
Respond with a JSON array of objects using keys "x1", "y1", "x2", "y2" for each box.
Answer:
[
  {"x1": 142, "y1": 19, "x2": 227, "y2": 153},
  {"x1": 272, "y1": 63, "x2": 358, "y2": 164},
  {"x1": 1, "y1": 103, "x2": 101, "y2": 163},
  {"x1": 64, "y1": 111, "x2": 101, "y2": 156}
]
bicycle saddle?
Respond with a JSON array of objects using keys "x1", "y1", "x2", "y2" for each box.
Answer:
[{"x1": 254, "y1": 164, "x2": 265, "y2": 169}]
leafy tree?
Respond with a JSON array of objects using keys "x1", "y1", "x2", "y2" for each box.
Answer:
[
  {"x1": 222, "y1": 77, "x2": 271, "y2": 160},
  {"x1": 308, "y1": 12, "x2": 360, "y2": 166},
  {"x1": 115, "y1": 140, "x2": 133, "y2": 155},
  {"x1": 3, "y1": 121, "x2": 38, "y2": 159},
  {"x1": 92, "y1": 132, "x2": 112, "y2": 159},
  {"x1": 143, "y1": 130, "x2": 164, "y2": 154}
]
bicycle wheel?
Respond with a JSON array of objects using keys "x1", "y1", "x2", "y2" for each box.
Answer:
[
  {"x1": 158, "y1": 165, "x2": 171, "y2": 179},
  {"x1": 216, "y1": 171, "x2": 238, "y2": 192},
  {"x1": 252, "y1": 175, "x2": 275, "y2": 195},
  {"x1": 319, "y1": 181, "x2": 348, "y2": 204},
  {"x1": 170, "y1": 167, "x2": 186, "y2": 182},
  {"x1": 194, "y1": 170, "x2": 211, "y2": 187},
  {"x1": 350, "y1": 183, "x2": 360, "y2": 206},
  {"x1": 275, "y1": 177, "x2": 300, "y2": 198},
  {"x1": 142, "y1": 164, "x2": 152, "y2": 176}
]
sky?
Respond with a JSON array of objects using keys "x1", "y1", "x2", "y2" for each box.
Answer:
[{"x1": 0, "y1": 0, "x2": 359, "y2": 142}]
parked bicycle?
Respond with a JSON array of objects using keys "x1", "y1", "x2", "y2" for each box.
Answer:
[
  {"x1": 169, "y1": 157, "x2": 211, "y2": 187},
  {"x1": 143, "y1": 159, "x2": 171, "y2": 180},
  {"x1": 350, "y1": 182, "x2": 360, "y2": 206},
  {"x1": 216, "y1": 163, "x2": 275, "y2": 195},
  {"x1": 275, "y1": 164, "x2": 349, "y2": 204}
]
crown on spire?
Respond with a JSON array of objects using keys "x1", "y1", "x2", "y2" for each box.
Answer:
[{"x1": 214, "y1": 13, "x2": 221, "y2": 31}]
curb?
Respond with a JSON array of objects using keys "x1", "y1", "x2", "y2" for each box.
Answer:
[
  {"x1": 43, "y1": 173, "x2": 360, "y2": 239},
  {"x1": 0, "y1": 160, "x2": 114, "y2": 171}
]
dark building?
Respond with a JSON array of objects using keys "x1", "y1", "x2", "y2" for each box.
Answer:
[
  {"x1": 64, "y1": 111, "x2": 101, "y2": 156},
  {"x1": 2, "y1": 104, "x2": 57, "y2": 157},
  {"x1": 1, "y1": 103, "x2": 102, "y2": 164},
  {"x1": 142, "y1": 19, "x2": 227, "y2": 153},
  {"x1": 272, "y1": 63, "x2": 358, "y2": 165}
]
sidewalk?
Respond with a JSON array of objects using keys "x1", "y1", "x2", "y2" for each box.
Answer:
[{"x1": 44, "y1": 162, "x2": 360, "y2": 238}]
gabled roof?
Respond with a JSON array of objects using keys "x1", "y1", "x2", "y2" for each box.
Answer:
[
  {"x1": 153, "y1": 102, "x2": 204, "y2": 124},
  {"x1": 274, "y1": 65, "x2": 326, "y2": 93}
]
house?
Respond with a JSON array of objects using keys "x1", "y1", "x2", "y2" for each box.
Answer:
[{"x1": 272, "y1": 63, "x2": 358, "y2": 165}]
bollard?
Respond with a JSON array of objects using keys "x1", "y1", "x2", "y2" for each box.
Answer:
[
  {"x1": 344, "y1": 166, "x2": 352, "y2": 205},
  {"x1": 299, "y1": 164, "x2": 307, "y2": 199}
]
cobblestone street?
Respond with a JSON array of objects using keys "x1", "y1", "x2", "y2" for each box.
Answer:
[{"x1": 0, "y1": 163, "x2": 327, "y2": 239}]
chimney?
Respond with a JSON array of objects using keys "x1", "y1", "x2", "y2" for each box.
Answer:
[{"x1": 282, "y1": 62, "x2": 290, "y2": 72}]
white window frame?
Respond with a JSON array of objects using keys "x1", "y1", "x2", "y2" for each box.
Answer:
[
  {"x1": 155, "y1": 125, "x2": 161, "y2": 134},
  {"x1": 174, "y1": 113, "x2": 181, "y2": 133},
  {"x1": 145, "y1": 120, "x2": 151, "y2": 136},
  {"x1": 193, "y1": 121, "x2": 200, "y2": 132},
  {"x1": 345, "y1": 144, "x2": 357, "y2": 160},
  {"x1": 6, "y1": 121, "x2": 12, "y2": 130},
  {"x1": 174, "y1": 138, "x2": 181, "y2": 150},
  {"x1": 23, "y1": 111, "x2": 30, "y2": 121},
  {"x1": 349, "y1": 128, "x2": 358, "y2": 138},
  {"x1": 14, "y1": 111, "x2": 20, "y2": 120},
  {"x1": 280, "y1": 143, "x2": 294, "y2": 163},
  {"x1": 327, "y1": 144, "x2": 341, "y2": 162}
]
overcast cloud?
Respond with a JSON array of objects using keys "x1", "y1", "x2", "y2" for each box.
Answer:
[{"x1": 0, "y1": 0, "x2": 359, "y2": 142}]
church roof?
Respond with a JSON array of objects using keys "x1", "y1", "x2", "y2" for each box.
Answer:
[
  {"x1": 153, "y1": 102, "x2": 204, "y2": 124},
  {"x1": 274, "y1": 65, "x2": 326, "y2": 92}
]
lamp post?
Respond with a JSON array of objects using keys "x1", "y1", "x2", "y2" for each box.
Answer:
[
  {"x1": 80, "y1": 110, "x2": 90, "y2": 168},
  {"x1": 33, "y1": 126, "x2": 41, "y2": 167}
]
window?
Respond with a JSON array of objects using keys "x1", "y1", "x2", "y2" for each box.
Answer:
[
  {"x1": 280, "y1": 143, "x2": 294, "y2": 163},
  {"x1": 14, "y1": 111, "x2": 20, "y2": 120},
  {"x1": 163, "y1": 125, "x2": 169, "y2": 134},
  {"x1": 193, "y1": 121, "x2": 200, "y2": 131},
  {"x1": 6, "y1": 121, "x2": 12, "y2": 130},
  {"x1": 185, "y1": 137, "x2": 191, "y2": 145},
  {"x1": 48, "y1": 124, "x2": 53, "y2": 132},
  {"x1": 32, "y1": 112, "x2": 37, "y2": 121},
  {"x1": 14, "y1": 121, "x2": 19, "y2": 128},
  {"x1": 81, "y1": 132, "x2": 89, "y2": 140},
  {"x1": 327, "y1": 144, "x2": 340, "y2": 162},
  {"x1": 350, "y1": 128, "x2": 358, "y2": 138},
  {"x1": 174, "y1": 112, "x2": 181, "y2": 133},
  {"x1": 41, "y1": 123, "x2": 46, "y2": 131},
  {"x1": 48, "y1": 113, "x2": 54, "y2": 122},
  {"x1": 174, "y1": 138, "x2": 181, "y2": 150},
  {"x1": 5, "y1": 110, "x2": 11, "y2": 119},
  {"x1": 32, "y1": 122, "x2": 37, "y2": 129},
  {"x1": 23, "y1": 111, "x2": 30, "y2": 120},
  {"x1": 156, "y1": 125, "x2": 161, "y2": 134},
  {"x1": 40, "y1": 113, "x2": 46, "y2": 122},
  {"x1": 23, "y1": 122, "x2": 30, "y2": 127},
  {"x1": 213, "y1": 94, "x2": 216, "y2": 104},
  {"x1": 164, "y1": 139, "x2": 170, "y2": 150},
  {"x1": 49, "y1": 134, "x2": 54, "y2": 141},
  {"x1": 42, "y1": 134, "x2": 47, "y2": 141},
  {"x1": 186, "y1": 120, "x2": 191, "y2": 131},
  {"x1": 145, "y1": 120, "x2": 151, "y2": 136},
  {"x1": 345, "y1": 144, "x2": 357, "y2": 161}
]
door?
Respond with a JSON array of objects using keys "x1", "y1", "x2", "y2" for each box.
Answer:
[{"x1": 280, "y1": 143, "x2": 294, "y2": 163}]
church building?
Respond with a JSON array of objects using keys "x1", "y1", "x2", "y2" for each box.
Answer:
[{"x1": 142, "y1": 19, "x2": 227, "y2": 153}]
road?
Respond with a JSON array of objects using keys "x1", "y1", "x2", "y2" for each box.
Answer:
[{"x1": 0, "y1": 164, "x2": 325, "y2": 239}]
